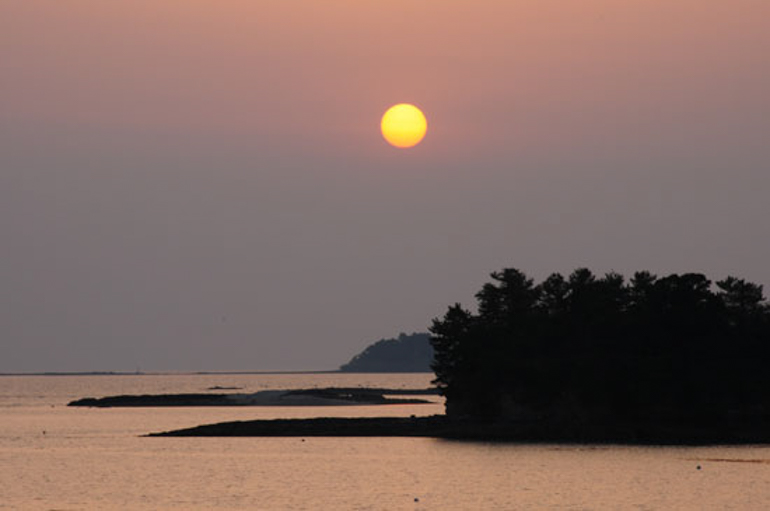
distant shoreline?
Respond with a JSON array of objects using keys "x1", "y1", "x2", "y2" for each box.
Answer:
[{"x1": 0, "y1": 370, "x2": 434, "y2": 377}]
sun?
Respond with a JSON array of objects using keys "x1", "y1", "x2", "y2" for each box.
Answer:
[{"x1": 380, "y1": 104, "x2": 427, "y2": 148}]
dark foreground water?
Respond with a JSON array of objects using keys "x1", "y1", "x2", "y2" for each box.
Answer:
[{"x1": 2, "y1": 373, "x2": 770, "y2": 509}]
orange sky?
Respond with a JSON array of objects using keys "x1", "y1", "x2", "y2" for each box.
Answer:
[
  {"x1": 1, "y1": 1, "x2": 769, "y2": 371},
  {"x1": 5, "y1": 1, "x2": 767, "y2": 153}
]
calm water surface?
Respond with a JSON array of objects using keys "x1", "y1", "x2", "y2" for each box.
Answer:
[{"x1": 2, "y1": 373, "x2": 770, "y2": 510}]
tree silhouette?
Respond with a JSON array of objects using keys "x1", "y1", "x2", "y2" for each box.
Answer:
[{"x1": 430, "y1": 268, "x2": 770, "y2": 425}]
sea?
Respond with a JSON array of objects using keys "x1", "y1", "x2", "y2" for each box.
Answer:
[{"x1": 2, "y1": 372, "x2": 770, "y2": 510}]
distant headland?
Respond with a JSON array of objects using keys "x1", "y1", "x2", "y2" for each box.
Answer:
[{"x1": 339, "y1": 332, "x2": 433, "y2": 372}]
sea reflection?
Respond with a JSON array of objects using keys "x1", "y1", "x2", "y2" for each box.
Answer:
[{"x1": 2, "y1": 374, "x2": 769, "y2": 510}]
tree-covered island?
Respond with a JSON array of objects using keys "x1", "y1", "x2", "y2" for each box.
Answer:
[
  {"x1": 430, "y1": 268, "x2": 770, "y2": 440},
  {"x1": 150, "y1": 267, "x2": 770, "y2": 443}
]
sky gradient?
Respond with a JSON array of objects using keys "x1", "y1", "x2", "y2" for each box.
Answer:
[{"x1": 2, "y1": 1, "x2": 769, "y2": 372}]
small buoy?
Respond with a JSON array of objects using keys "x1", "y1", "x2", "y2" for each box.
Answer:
[
  {"x1": 697, "y1": 465, "x2": 701, "y2": 470},
  {"x1": 42, "y1": 430, "x2": 46, "y2": 435},
  {"x1": 301, "y1": 439, "x2": 305, "y2": 442},
  {"x1": 414, "y1": 497, "x2": 419, "y2": 502}
]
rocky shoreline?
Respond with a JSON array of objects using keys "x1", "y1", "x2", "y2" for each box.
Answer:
[
  {"x1": 147, "y1": 415, "x2": 770, "y2": 444},
  {"x1": 68, "y1": 387, "x2": 438, "y2": 408},
  {"x1": 68, "y1": 386, "x2": 770, "y2": 444},
  {"x1": 149, "y1": 416, "x2": 450, "y2": 437}
]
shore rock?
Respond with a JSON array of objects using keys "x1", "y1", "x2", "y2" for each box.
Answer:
[{"x1": 68, "y1": 387, "x2": 438, "y2": 408}]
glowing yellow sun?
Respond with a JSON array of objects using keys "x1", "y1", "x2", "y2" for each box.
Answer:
[{"x1": 380, "y1": 103, "x2": 427, "y2": 148}]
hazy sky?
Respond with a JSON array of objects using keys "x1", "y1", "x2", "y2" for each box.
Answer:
[{"x1": 2, "y1": 1, "x2": 769, "y2": 372}]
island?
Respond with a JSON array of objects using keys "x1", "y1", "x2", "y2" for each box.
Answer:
[
  {"x1": 429, "y1": 268, "x2": 770, "y2": 437},
  {"x1": 147, "y1": 268, "x2": 770, "y2": 443}
]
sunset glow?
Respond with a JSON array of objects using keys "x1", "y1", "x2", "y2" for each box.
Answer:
[{"x1": 380, "y1": 104, "x2": 427, "y2": 148}]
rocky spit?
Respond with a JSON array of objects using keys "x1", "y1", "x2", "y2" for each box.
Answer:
[
  {"x1": 68, "y1": 387, "x2": 438, "y2": 408},
  {"x1": 147, "y1": 414, "x2": 770, "y2": 444}
]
